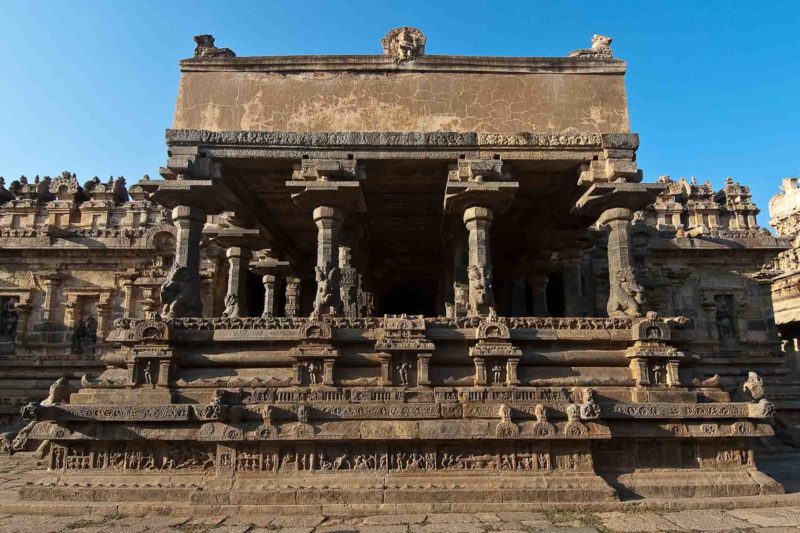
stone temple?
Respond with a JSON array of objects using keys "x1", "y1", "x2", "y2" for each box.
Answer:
[{"x1": 1, "y1": 30, "x2": 797, "y2": 510}]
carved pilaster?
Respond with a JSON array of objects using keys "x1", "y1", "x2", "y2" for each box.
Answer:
[
  {"x1": 262, "y1": 274, "x2": 277, "y2": 318},
  {"x1": 222, "y1": 246, "x2": 252, "y2": 318},
  {"x1": 416, "y1": 353, "x2": 431, "y2": 387},
  {"x1": 285, "y1": 277, "x2": 301, "y2": 317},
  {"x1": 161, "y1": 205, "x2": 206, "y2": 318}
]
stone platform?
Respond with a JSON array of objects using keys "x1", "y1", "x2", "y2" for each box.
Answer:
[{"x1": 1, "y1": 453, "x2": 800, "y2": 531}]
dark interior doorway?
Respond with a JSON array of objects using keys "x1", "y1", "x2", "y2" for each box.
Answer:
[{"x1": 378, "y1": 279, "x2": 438, "y2": 316}]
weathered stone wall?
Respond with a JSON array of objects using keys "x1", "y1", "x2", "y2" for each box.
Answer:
[{"x1": 173, "y1": 65, "x2": 630, "y2": 134}]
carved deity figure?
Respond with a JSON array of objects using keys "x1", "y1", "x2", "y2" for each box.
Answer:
[
  {"x1": 160, "y1": 266, "x2": 203, "y2": 318},
  {"x1": 396, "y1": 361, "x2": 412, "y2": 386},
  {"x1": 71, "y1": 315, "x2": 97, "y2": 355},
  {"x1": 143, "y1": 361, "x2": 154, "y2": 386},
  {"x1": 382, "y1": 27, "x2": 425, "y2": 62},
  {"x1": 491, "y1": 362, "x2": 504, "y2": 385},
  {"x1": 312, "y1": 265, "x2": 343, "y2": 316},
  {"x1": 467, "y1": 264, "x2": 494, "y2": 316},
  {"x1": 607, "y1": 266, "x2": 644, "y2": 318},
  {"x1": 715, "y1": 296, "x2": 734, "y2": 341},
  {"x1": 498, "y1": 404, "x2": 512, "y2": 423},
  {"x1": 0, "y1": 299, "x2": 18, "y2": 340},
  {"x1": 306, "y1": 361, "x2": 319, "y2": 385}
]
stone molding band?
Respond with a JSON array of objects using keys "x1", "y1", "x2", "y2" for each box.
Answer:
[{"x1": 166, "y1": 129, "x2": 640, "y2": 151}]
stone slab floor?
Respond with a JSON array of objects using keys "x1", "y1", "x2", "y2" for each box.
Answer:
[{"x1": 0, "y1": 453, "x2": 798, "y2": 532}]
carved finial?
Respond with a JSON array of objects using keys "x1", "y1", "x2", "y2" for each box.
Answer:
[
  {"x1": 381, "y1": 27, "x2": 426, "y2": 63},
  {"x1": 193, "y1": 34, "x2": 235, "y2": 59},
  {"x1": 569, "y1": 34, "x2": 613, "y2": 58}
]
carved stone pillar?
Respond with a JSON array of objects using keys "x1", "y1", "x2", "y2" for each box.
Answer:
[
  {"x1": 312, "y1": 206, "x2": 344, "y2": 316},
  {"x1": 223, "y1": 246, "x2": 252, "y2": 318},
  {"x1": 474, "y1": 357, "x2": 487, "y2": 386},
  {"x1": 598, "y1": 207, "x2": 643, "y2": 318},
  {"x1": 162, "y1": 205, "x2": 206, "y2": 318},
  {"x1": 322, "y1": 357, "x2": 336, "y2": 386},
  {"x1": 666, "y1": 361, "x2": 681, "y2": 387},
  {"x1": 285, "y1": 277, "x2": 301, "y2": 317},
  {"x1": 378, "y1": 352, "x2": 392, "y2": 386},
  {"x1": 261, "y1": 274, "x2": 277, "y2": 318},
  {"x1": 463, "y1": 206, "x2": 495, "y2": 316},
  {"x1": 528, "y1": 275, "x2": 549, "y2": 317},
  {"x1": 173, "y1": 205, "x2": 206, "y2": 274},
  {"x1": 506, "y1": 357, "x2": 520, "y2": 386},
  {"x1": 629, "y1": 358, "x2": 650, "y2": 387},
  {"x1": 557, "y1": 249, "x2": 584, "y2": 317},
  {"x1": 416, "y1": 353, "x2": 431, "y2": 387}
]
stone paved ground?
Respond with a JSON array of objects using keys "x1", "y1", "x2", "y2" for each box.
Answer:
[{"x1": 0, "y1": 453, "x2": 799, "y2": 532}]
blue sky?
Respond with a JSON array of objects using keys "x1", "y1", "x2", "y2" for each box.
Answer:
[{"x1": 0, "y1": 1, "x2": 798, "y2": 225}]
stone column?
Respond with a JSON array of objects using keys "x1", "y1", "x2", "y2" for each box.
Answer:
[
  {"x1": 223, "y1": 247, "x2": 252, "y2": 318},
  {"x1": 463, "y1": 206, "x2": 495, "y2": 316},
  {"x1": 158, "y1": 360, "x2": 171, "y2": 387},
  {"x1": 556, "y1": 248, "x2": 584, "y2": 317},
  {"x1": 528, "y1": 275, "x2": 549, "y2": 317},
  {"x1": 312, "y1": 206, "x2": 344, "y2": 315},
  {"x1": 162, "y1": 205, "x2": 206, "y2": 318},
  {"x1": 261, "y1": 274, "x2": 276, "y2": 318},
  {"x1": 285, "y1": 277, "x2": 301, "y2": 317},
  {"x1": 598, "y1": 207, "x2": 643, "y2": 318},
  {"x1": 416, "y1": 353, "x2": 431, "y2": 387},
  {"x1": 173, "y1": 205, "x2": 206, "y2": 273}
]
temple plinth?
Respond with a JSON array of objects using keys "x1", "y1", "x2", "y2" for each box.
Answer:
[{"x1": 5, "y1": 30, "x2": 791, "y2": 512}]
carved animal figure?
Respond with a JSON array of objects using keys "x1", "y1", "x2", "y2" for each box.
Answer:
[
  {"x1": 312, "y1": 265, "x2": 343, "y2": 316},
  {"x1": 160, "y1": 266, "x2": 202, "y2": 318},
  {"x1": 193, "y1": 35, "x2": 235, "y2": 58},
  {"x1": 221, "y1": 293, "x2": 240, "y2": 318},
  {"x1": 607, "y1": 267, "x2": 644, "y2": 318},
  {"x1": 467, "y1": 265, "x2": 494, "y2": 316}
]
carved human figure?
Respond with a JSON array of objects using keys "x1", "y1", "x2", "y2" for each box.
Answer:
[
  {"x1": 396, "y1": 361, "x2": 412, "y2": 386},
  {"x1": 491, "y1": 362, "x2": 503, "y2": 385},
  {"x1": 0, "y1": 299, "x2": 18, "y2": 339},
  {"x1": 715, "y1": 296, "x2": 734, "y2": 341},
  {"x1": 71, "y1": 315, "x2": 97, "y2": 355},
  {"x1": 306, "y1": 361, "x2": 319, "y2": 385},
  {"x1": 143, "y1": 361, "x2": 154, "y2": 386}
]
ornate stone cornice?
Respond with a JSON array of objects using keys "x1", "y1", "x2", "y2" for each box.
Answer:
[{"x1": 166, "y1": 129, "x2": 613, "y2": 150}]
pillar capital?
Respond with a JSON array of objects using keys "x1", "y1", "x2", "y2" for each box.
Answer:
[
  {"x1": 597, "y1": 207, "x2": 634, "y2": 226},
  {"x1": 313, "y1": 205, "x2": 344, "y2": 226},
  {"x1": 225, "y1": 246, "x2": 253, "y2": 260},
  {"x1": 172, "y1": 204, "x2": 207, "y2": 223},
  {"x1": 463, "y1": 206, "x2": 494, "y2": 225}
]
